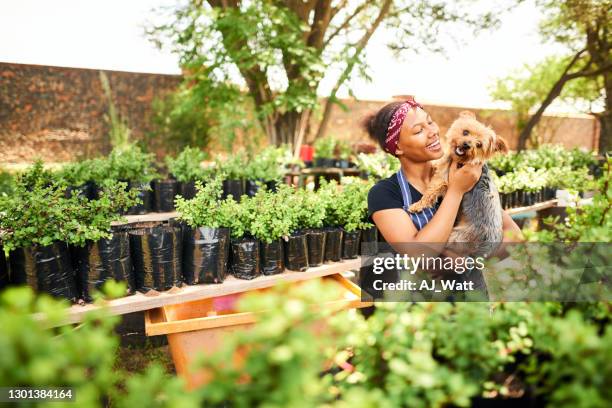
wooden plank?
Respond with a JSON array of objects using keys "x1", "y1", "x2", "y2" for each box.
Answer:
[
  {"x1": 506, "y1": 199, "x2": 557, "y2": 216},
  {"x1": 111, "y1": 211, "x2": 178, "y2": 226},
  {"x1": 64, "y1": 258, "x2": 362, "y2": 324}
]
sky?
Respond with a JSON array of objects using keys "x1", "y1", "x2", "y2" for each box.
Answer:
[{"x1": 0, "y1": 0, "x2": 577, "y2": 112}]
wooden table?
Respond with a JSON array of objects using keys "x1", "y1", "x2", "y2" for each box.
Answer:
[{"x1": 506, "y1": 199, "x2": 558, "y2": 216}]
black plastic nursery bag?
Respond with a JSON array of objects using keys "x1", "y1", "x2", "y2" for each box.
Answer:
[
  {"x1": 127, "y1": 181, "x2": 153, "y2": 215},
  {"x1": 153, "y1": 179, "x2": 178, "y2": 212},
  {"x1": 129, "y1": 225, "x2": 182, "y2": 292},
  {"x1": 8, "y1": 242, "x2": 77, "y2": 301},
  {"x1": 230, "y1": 237, "x2": 261, "y2": 280},
  {"x1": 284, "y1": 233, "x2": 308, "y2": 271},
  {"x1": 183, "y1": 226, "x2": 230, "y2": 284},
  {"x1": 305, "y1": 229, "x2": 326, "y2": 267},
  {"x1": 71, "y1": 230, "x2": 133, "y2": 302},
  {"x1": 324, "y1": 227, "x2": 343, "y2": 262},
  {"x1": 342, "y1": 230, "x2": 362, "y2": 259},
  {"x1": 260, "y1": 239, "x2": 285, "y2": 275}
]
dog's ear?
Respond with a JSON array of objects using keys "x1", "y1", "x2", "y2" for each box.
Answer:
[
  {"x1": 495, "y1": 135, "x2": 509, "y2": 153},
  {"x1": 459, "y1": 111, "x2": 476, "y2": 119}
]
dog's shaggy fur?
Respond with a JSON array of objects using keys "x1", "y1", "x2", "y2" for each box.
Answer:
[{"x1": 409, "y1": 111, "x2": 509, "y2": 257}]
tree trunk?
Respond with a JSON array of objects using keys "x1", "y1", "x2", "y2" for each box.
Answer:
[
  {"x1": 599, "y1": 71, "x2": 612, "y2": 153},
  {"x1": 272, "y1": 110, "x2": 310, "y2": 148}
]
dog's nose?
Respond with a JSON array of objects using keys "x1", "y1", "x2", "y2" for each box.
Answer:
[{"x1": 462, "y1": 142, "x2": 471, "y2": 150}]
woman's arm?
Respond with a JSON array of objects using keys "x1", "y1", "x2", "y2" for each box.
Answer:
[
  {"x1": 372, "y1": 162, "x2": 483, "y2": 255},
  {"x1": 502, "y1": 210, "x2": 524, "y2": 242}
]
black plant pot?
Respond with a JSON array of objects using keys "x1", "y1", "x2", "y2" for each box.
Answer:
[
  {"x1": 230, "y1": 237, "x2": 261, "y2": 280},
  {"x1": 129, "y1": 226, "x2": 182, "y2": 292},
  {"x1": 265, "y1": 180, "x2": 279, "y2": 192},
  {"x1": 315, "y1": 157, "x2": 335, "y2": 168},
  {"x1": 335, "y1": 159, "x2": 350, "y2": 169},
  {"x1": 153, "y1": 179, "x2": 178, "y2": 212},
  {"x1": 223, "y1": 179, "x2": 244, "y2": 201},
  {"x1": 260, "y1": 239, "x2": 285, "y2": 275},
  {"x1": 177, "y1": 180, "x2": 197, "y2": 200},
  {"x1": 342, "y1": 230, "x2": 362, "y2": 259},
  {"x1": 305, "y1": 229, "x2": 326, "y2": 267},
  {"x1": 323, "y1": 227, "x2": 343, "y2": 262},
  {"x1": 360, "y1": 226, "x2": 378, "y2": 255},
  {"x1": 0, "y1": 245, "x2": 8, "y2": 291},
  {"x1": 245, "y1": 179, "x2": 262, "y2": 197},
  {"x1": 8, "y1": 242, "x2": 77, "y2": 301},
  {"x1": 181, "y1": 226, "x2": 230, "y2": 284},
  {"x1": 127, "y1": 181, "x2": 153, "y2": 215},
  {"x1": 284, "y1": 232, "x2": 308, "y2": 271},
  {"x1": 71, "y1": 230, "x2": 133, "y2": 303},
  {"x1": 65, "y1": 183, "x2": 92, "y2": 200}
]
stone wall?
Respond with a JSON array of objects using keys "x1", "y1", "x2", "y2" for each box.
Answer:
[{"x1": 0, "y1": 62, "x2": 180, "y2": 164}]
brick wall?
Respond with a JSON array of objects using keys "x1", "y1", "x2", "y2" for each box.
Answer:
[
  {"x1": 320, "y1": 98, "x2": 599, "y2": 151},
  {"x1": 0, "y1": 63, "x2": 599, "y2": 166},
  {"x1": 0, "y1": 62, "x2": 180, "y2": 164}
]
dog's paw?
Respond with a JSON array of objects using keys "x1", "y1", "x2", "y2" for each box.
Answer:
[{"x1": 408, "y1": 202, "x2": 425, "y2": 213}]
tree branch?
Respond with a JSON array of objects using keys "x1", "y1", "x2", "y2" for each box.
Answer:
[
  {"x1": 314, "y1": 0, "x2": 392, "y2": 141},
  {"x1": 323, "y1": 1, "x2": 369, "y2": 49}
]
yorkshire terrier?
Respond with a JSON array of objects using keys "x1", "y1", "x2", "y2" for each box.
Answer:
[{"x1": 409, "y1": 111, "x2": 509, "y2": 257}]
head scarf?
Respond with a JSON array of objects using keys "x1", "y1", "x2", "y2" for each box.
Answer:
[{"x1": 384, "y1": 96, "x2": 424, "y2": 155}]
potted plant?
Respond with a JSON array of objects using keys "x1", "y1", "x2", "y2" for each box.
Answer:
[
  {"x1": 313, "y1": 137, "x2": 337, "y2": 168},
  {"x1": 166, "y1": 146, "x2": 208, "y2": 200},
  {"x1": 249, "y1": 187, "x2": 294, "y2": 275},
  {"x1": 106, "y1": 145, "x2": 158, "y2": 214},
  {"x1": 245, "y1": 146, "x2": 291, "y2": 196},
  {"x1": 335, "y1": 140, "x2": 352, "y2": 168},
  {"x1": 335, "y1": 179, "x2": 370, "y2": 259},
  {"x1": 317, "y1": 179, "x2": 344, "y2": 262},
  {"x1": 219, "y1": 196, "x2": 261, "y2": 279},
  {"x1": 175, "y1": 176, "x2": 230, "y2": 284},
  {"x1": 292, "y1": 188, "x2": 327, "y2": 267},
  {"x1": 217, "y1": 152, "x2": 247, "y2": 201},
  {"x1": 56, "y1": 160, "x2": 95, "y2": 200}
]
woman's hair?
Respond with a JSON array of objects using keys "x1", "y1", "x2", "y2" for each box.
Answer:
[{"x1": 361, "y1": 101, "x2": 405, "y2": 152}]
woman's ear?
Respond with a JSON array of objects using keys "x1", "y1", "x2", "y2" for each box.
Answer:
[{"x1": 495, "y1": 135, "x2": 509, "y2": 153}]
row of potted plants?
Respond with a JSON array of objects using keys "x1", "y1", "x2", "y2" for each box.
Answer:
[
  {"x1": 488, "y1": 144, "x2": 599, "y2": 175},
  {"x1": 173, "y1": 176, "x2": 377, "y2": 283},
  {"x1": 0, "y1": 169, "x2": 378, "y2": 303},
  {"x1": 0, "y1": 162, "x2": 139, "y2": 301},
  {"x1": 493, "y1": 165, "x2": 594, "y2": 209}
]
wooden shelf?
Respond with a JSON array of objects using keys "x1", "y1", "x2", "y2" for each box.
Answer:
[
  {"x1": 111, "y1": 211, "x2": 178, "y2": 226},
  {"x1": 506, "y1": 199, "x2": 558, "y2": 216},
  {"x1": 63, "y1": 258, "x2": 362, "y2": 325}
]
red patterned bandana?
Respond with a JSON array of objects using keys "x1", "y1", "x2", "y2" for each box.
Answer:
[{"x1": 384, "y1": 97, "x2": 424, "y2": 155}]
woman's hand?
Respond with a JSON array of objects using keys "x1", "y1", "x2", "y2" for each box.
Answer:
[{"x1": 448, "y1": 161, "x2": 483, "y2": 194}]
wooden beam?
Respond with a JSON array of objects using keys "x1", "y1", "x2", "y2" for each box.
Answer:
[{"x1": 61, "y1": 258, "x2": 362, "y2": 324}]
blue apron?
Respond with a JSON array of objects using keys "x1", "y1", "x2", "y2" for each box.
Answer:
[
  {"x1": 396, "y1": 169, "x2": 488, "y2": 299},
  {"x1": 396, "y1": 169, "x2": 440, "y2": 230}
]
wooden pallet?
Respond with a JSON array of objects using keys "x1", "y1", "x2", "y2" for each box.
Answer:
[{"x1": 63, "y1": 258, "x2": 362, "y2": 325}]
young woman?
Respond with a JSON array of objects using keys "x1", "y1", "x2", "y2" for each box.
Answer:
[
  {"x1": 361, "y1": 98, "x2": 523, "y2": 301},
  {"x1": 364, "y1": 97, "x2": 523, "y2": 248}
]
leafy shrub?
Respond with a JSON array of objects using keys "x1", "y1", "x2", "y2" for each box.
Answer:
[
  {"x1": 0, "y1": 164, "x2": 138, "y2": 253},
  {"x1": 314, "y1": 136, "x2": 337, "y2": 159},
  {"x1": 0, "y1": 169, "x2": 14, "y2": 196},
  {"x1": 175, "y1": 177, "x2": 224, "y2": 228},
  {"x1": 245, "y1": 145, "x2": 299, "y2": 181},
  {"x1": 249, "y1": 185, "x2": 295, "y2": 243},
  {"x1": 0, "y1": 285, "x2": 202, "y2": 406},
  {"x1": 216, "y1": 151, "x2": 248, "y2": 180},
  {"x1": 335, "y1": 178, "x2": 374, "y2": 232},
  {"x1": 355, "y1": 152, "x2": 401, "y2": 180},
  {"x1": 165, "y1": 146, "x2": 208, "y2": 182},
  {"x1": 106, "y1": 145, "x2": 158, "y2": 184},
  {"x1": 524, "y1": 158, "x2": 611, "y2": 242}
]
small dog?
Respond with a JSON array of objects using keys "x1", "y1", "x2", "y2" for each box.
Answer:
[{"x1": 409, "y1": 111, "x2": 508, "y2": 257}]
